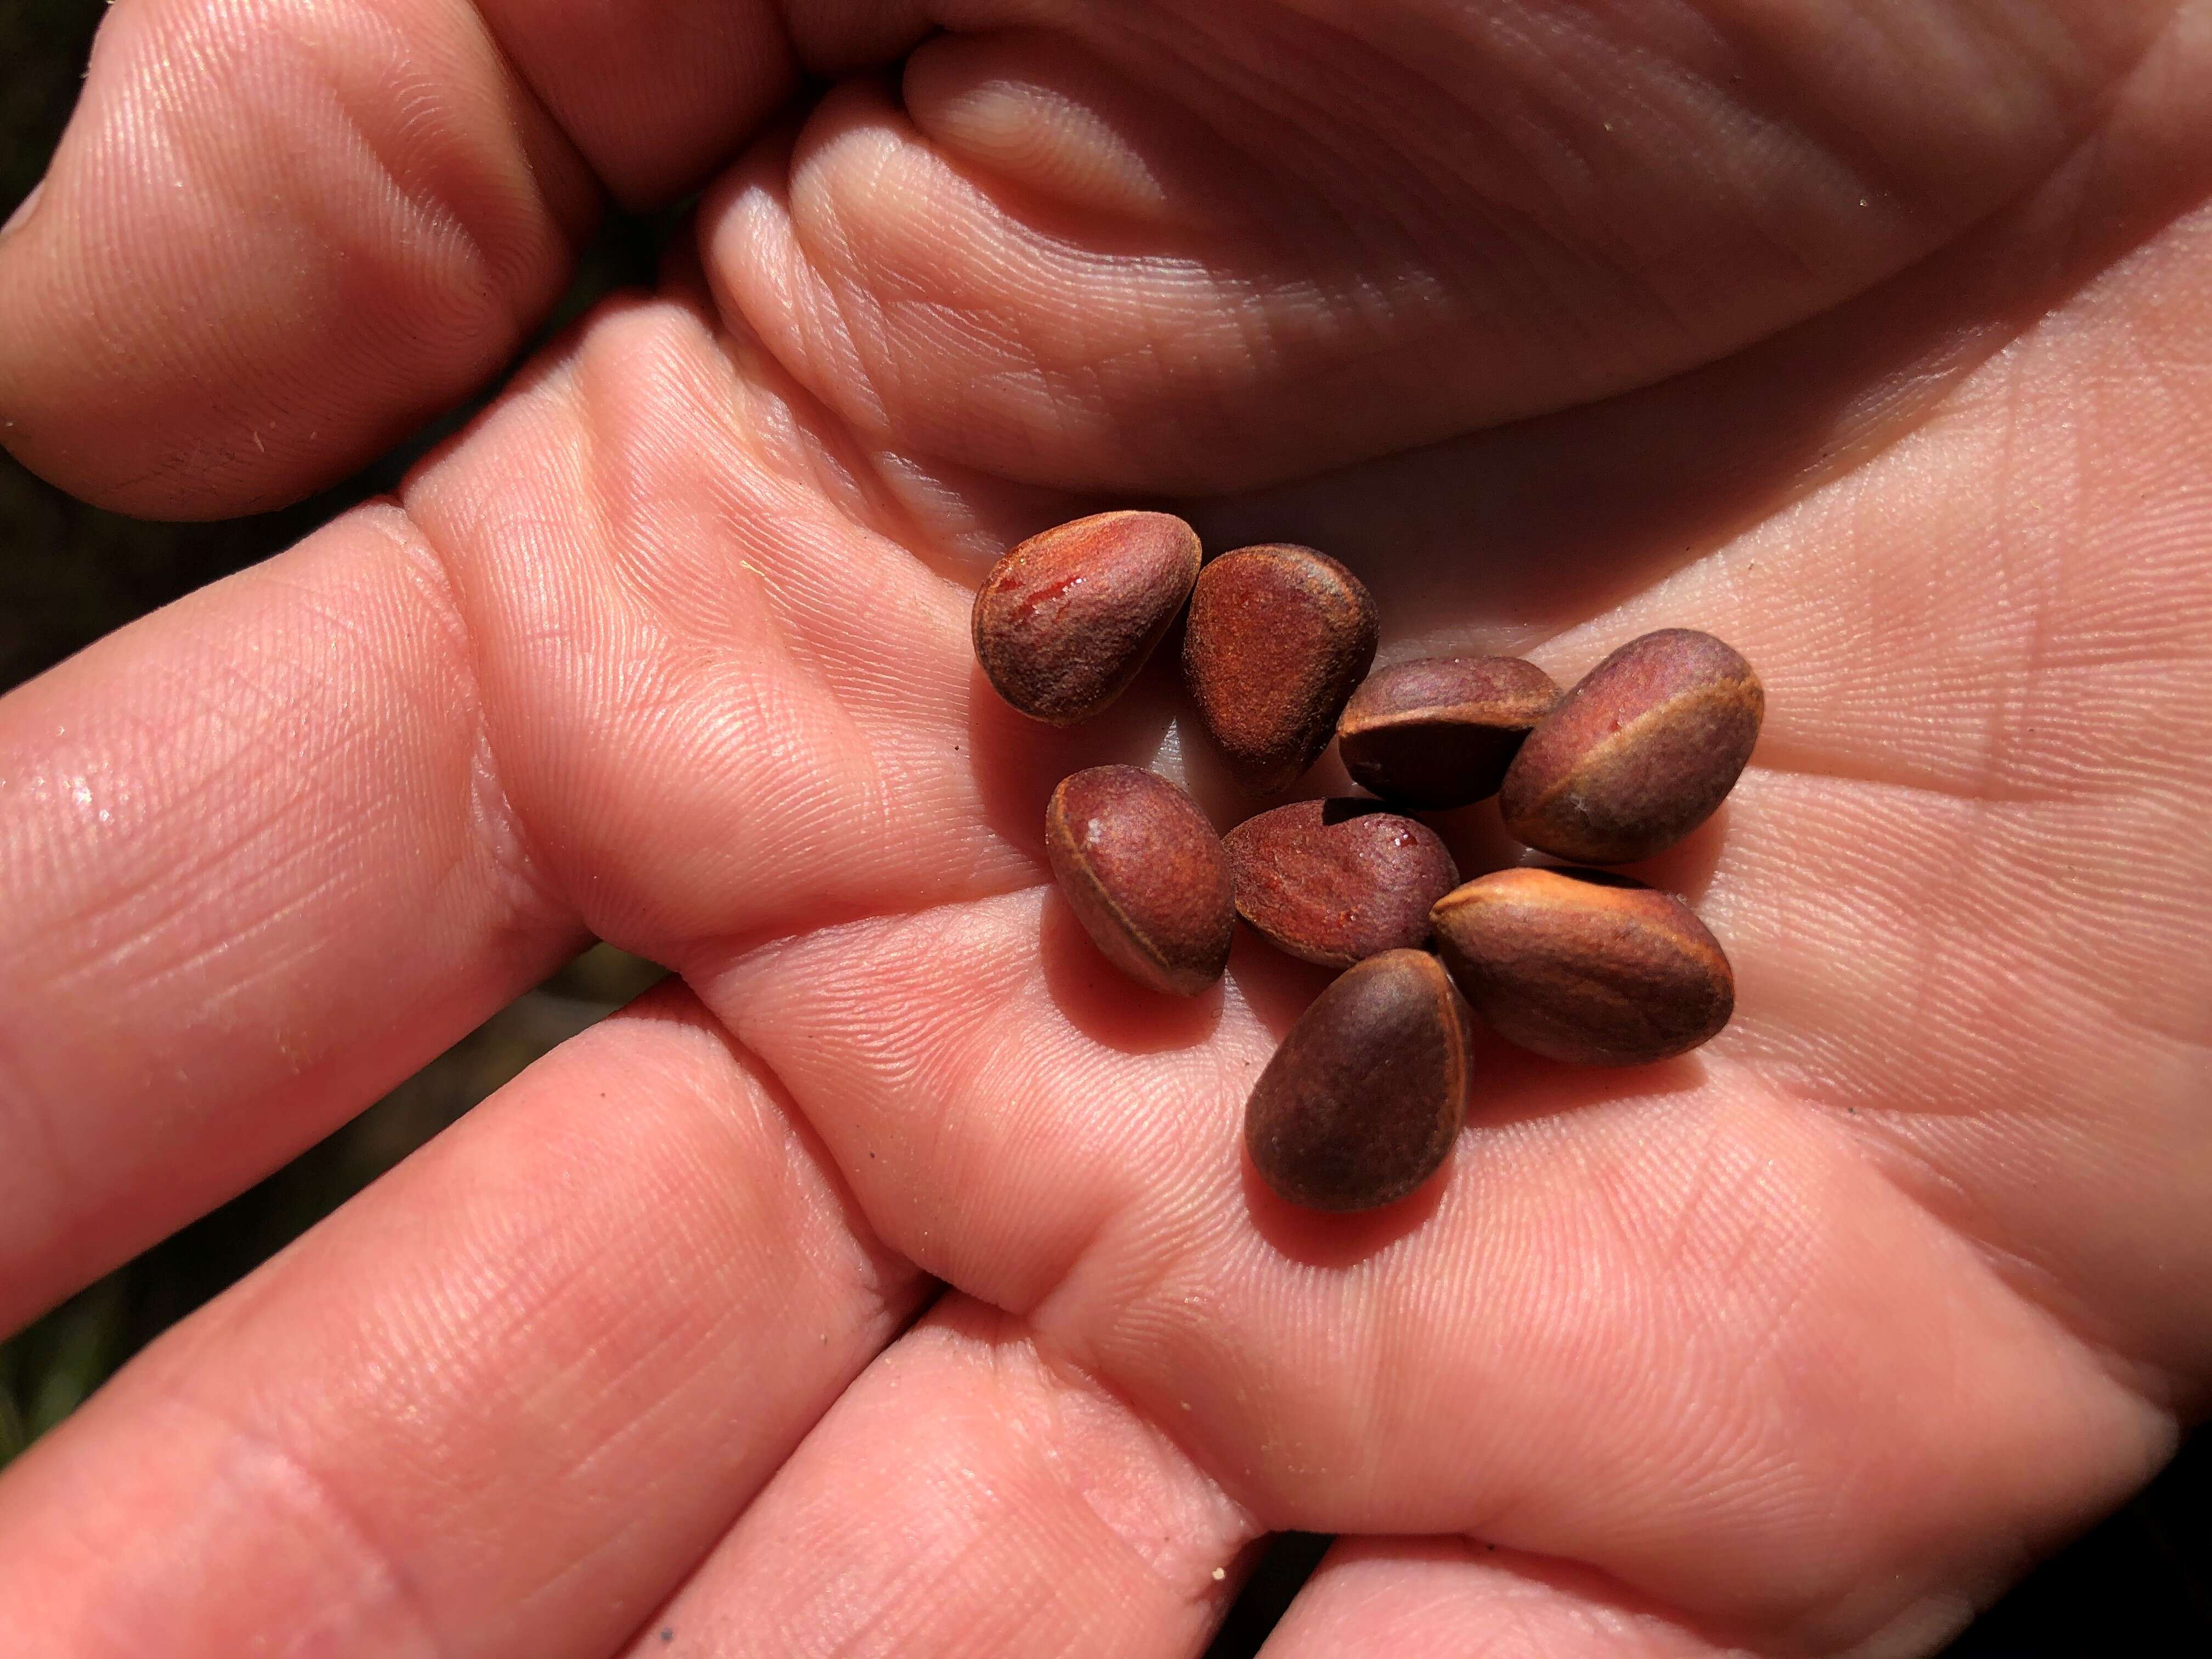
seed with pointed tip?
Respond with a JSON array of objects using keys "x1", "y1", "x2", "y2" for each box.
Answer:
[
  {"x1": 1224, "y1": 799, "x2": 1459, "y2": 968},
  {"x1": 1244, "y1": 950, "x2": 1473, "y2": 1211},
  {"x1": 1429, "y1": 866, "x2": 1733, "y2": 1065},
  {"x1": 1046, "y1": 766, "x2": 1234, "y2": 996},
  {"x1": 1499, "y1": 629, "x2": 1763, "y2": 864},
  {"x1": 1336, "y1": 656, "x2": 1560, "y2": 808},
  {"x1": 974, "y1": 511, "x2": 1203, "y2": 725},
  {"x1": 1183, "y1": 544, "x2": 1378, "y2": 793}
]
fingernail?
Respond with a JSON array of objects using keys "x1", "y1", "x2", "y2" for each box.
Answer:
[{"x1": 2, "y1": 179, "x2": 46, "y2": 242}]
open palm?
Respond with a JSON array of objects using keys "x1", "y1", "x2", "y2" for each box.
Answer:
[{"x1": 3, "y1": 2, "x2": 2209, "y2": 1653}]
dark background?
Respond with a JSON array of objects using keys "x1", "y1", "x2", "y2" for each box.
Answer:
[{"x1": 2, "y1": 5, "x2": 2205, "y2": 1652}]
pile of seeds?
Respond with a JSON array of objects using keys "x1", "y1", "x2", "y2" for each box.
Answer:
[{"x1": 977, "y1": 510, "x2": 1763, "y2": 1213}]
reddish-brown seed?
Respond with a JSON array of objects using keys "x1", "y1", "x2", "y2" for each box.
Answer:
[
  {"x1": 1046, "y1": 766, "x2": 1234, "y2": 996},
  {"x1": 1336, "y1": 656, "x2": 1561, "y2": 808},
  {"x1": 1429, "y1": 867, "x2": 1733, "y2": 1066},
  {"x1": 1244, "y1": 950, "x2": 1473, "y2": 1211},
  {"x1": 1498, "y1": 629, "x2": 1764, "y2": 864},
  {"x1": 1223, "y1": 799, "x2": 1460, "y2": 968},
  {"x1": 973, "y1": 510, "x2": 1203, "y2": 724},
  {"x1": 1183, "y1": 545, "x2": 1378, "y2": 793}
]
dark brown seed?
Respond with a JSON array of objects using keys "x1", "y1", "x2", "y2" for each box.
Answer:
[
  {"x1": 1429, "y1": 867, "x2": 1733, "y2": 1066},
  {"x1": 1183, "y1": 544, "x2": 1378, "y2": 793},
  {"x1": 1498, "y1": 629, "x2": 1763, "y2": 864},
  {"x1": 974, "y1": 510, "x2": 1203, "y2": 725},
  {"x1": 1336, "y1": 656, "x2": 1561, "y2": 808},
  {"x1": 1223, "y1": 799, "x2": 1460, "y2": 968},
  {"x1": 1244, "y1": 950, "x2": 1473, "y2": 1211},
  {"x1": 1046, "y1": 765, "x2": 1234, "y2": 996}
]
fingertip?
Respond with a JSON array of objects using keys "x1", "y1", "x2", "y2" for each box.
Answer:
[{"x1": 0, "y1": 0, "x2": 598, "y2": 520}]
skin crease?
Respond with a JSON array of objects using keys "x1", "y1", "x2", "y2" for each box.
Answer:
[{"x1": 0, "y1": 2, "x2": 2207, "y2": 1657}]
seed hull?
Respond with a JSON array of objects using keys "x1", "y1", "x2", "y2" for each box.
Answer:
[{"x1": 1244, "y1": 950, "x2": 1472, "y2": 1211}]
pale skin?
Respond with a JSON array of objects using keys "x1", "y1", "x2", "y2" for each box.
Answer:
[{"x1": 1, "y1": 0, "x2": 2208, "y2": 1653}]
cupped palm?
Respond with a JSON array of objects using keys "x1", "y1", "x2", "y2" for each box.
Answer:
[{"x1": 1, "y1": 3, "x2": 2208, "y2": 1654}]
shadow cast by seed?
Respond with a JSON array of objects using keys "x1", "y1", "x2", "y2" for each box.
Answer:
[
  {"x1": 1606, "y1": 800, "x2": 1730, "y2": 904},
  {"x1": 1039, "y1": 889, "x2": 1224, "y2": 1055},
  {"x1": 1415, "y1": 797, "x2": 1527, "y2": 887},
  {"x1": 1240, "y1": 1148, "x2": 1449, "y2": 1269},
  {"x1": 1222, "y1": 933, "x2": 1340, "y2": 1039},
  {"x1": 1175, "y1": 707, "x2": 1273, "y2": 827},
  {"x1": 1464, "y1": 1034, "x2": 1712, "y2": 1136},
  {"x1": 1317, "y1": 797, "x2": 1387, "y2": 826},
  {"x1": 1414, "y1": 797, "x2": 1733, "y2": 907},
  {"x1": 966, "y1": 657, "x2": 1182, "y2": 857}
]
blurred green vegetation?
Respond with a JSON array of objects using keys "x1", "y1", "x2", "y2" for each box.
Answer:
[{"x1": 0, "y1": 4, "x2": 2204, "y2": 1652}]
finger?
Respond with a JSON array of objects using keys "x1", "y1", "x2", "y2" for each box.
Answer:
[
  {"x1": 1259, "y1": 1538, "x2": 1748, "y2": 1659},
  {"x1": 0, "y1": 0, "x2": 934, "y2": 516},
  {"x1": 0, "y1": 0, "x2": 594, "y2": 516},
  {"x1": 0, "y1": 500, "x2": 585, "y2": 1332},
  {"x1": 467, "y1": 0, "x2": 927, "y2": 208},
  {"x1": 1, "y1": 1, "x2": 2157, "y2": 517},
  {"x1": 701, "y1": 5, "x2": 2167, "y2": 494},
  {"x1": 624, "y1": 1294, "x2": 1254, "y2": 1658},
  {"x1": 0, "y1": 981, "x2": 927, "y2": 1657},
  {"x1": 0, "y1": 280, "x2": 1062, "y2": 1333}
]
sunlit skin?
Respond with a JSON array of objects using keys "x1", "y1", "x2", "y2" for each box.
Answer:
[{"x1": 1, "y1": 2, "x2": 2209, "y2": 1654}]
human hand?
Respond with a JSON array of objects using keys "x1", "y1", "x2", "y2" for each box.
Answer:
[{"x1": 2, "y1": 2, "x2": 2208, "y2": 1653}]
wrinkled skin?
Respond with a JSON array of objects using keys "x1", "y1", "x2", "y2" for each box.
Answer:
[{"x1": 2, "y1": 3, "x2": 2209, "y2": 1655}]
